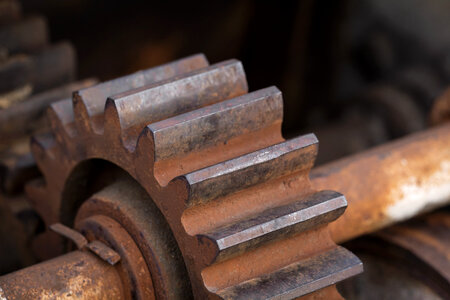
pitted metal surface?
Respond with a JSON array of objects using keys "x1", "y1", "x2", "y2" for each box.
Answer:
[{"x1": 18, "y1": 54, "x2": 362, "y2": 299}]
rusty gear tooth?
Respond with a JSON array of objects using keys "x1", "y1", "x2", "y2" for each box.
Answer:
[
  {"x1": 47, "y1": 98, "x2": 78, "y2": 155},
  {"x1": 179, "y1": 134, "x2": 318, "y2": 207},
  {"x1": 29, "y1": 132, "x2": 56, "y2": 171},
  {"x1": 146, "y1": 86, "x2": 283, "y2": 185},
  {"x1": 149, "y1": 86, "x2": 282, "y2": 162},
  {"x1": 198, "y1": 190, "x2": 347, "y2": 264},
  {"x1": 25, "y1": 178, "x2": 54, "y2": 224},
  {"x1": 0, "y1": 78, "x2": 96, "y2": 141},
  {"x1": 28, "y1": 133, "x2": 67, "y2": 228},
  {"x1": 217, "y1": 246, "x2": 363, "y2": 300},
  {"x1": 73, "y1": 54, "x2": 209, "y2": 135},
  {"x1": 48, "y1": 98, "x2": 75, "y2": 137},
  {"x1": 24, "y1": 55, "x2": 362, "y2": 299},
  {"x1": 105, "y1": 59, "x2": 248, "y2": 151}
]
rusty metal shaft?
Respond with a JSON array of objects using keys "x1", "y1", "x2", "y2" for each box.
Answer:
[
  {"x1": 0, "y1": 250, "x2": 125, "y2": 300},
  {"x1": 0, "y1": 126, "x2": 447, "y2": 300},
  {"x1": 311, "y1": 122, "x2": 450, "y2": 243}
]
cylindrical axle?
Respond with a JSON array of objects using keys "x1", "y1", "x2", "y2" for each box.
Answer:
[
  {"x1": 311, "y1": 123, "x2": 450, "y2": 243},
  {"x1": 0, "y1": 250, "x2": 125, "y2": 299}
]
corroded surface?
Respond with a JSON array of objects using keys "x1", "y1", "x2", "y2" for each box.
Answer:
[
  {"x1": 339, "y1": 211, "x2": 450, "y2": 299},
  {"x1": 311, "y1": 123, "x2": 450, "y2": 243},
  {"x1": 26, "y1": 54, "x2": 361, "y2": 299},
  {"x1": 0, "y1": 251, "x2": 125, "y2": 299}
]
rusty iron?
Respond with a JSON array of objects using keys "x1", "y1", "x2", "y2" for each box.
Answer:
[
  {"x1": 85, "y1": 241, "x2": 121, "y2": 266},
  {"x1": 77, "y1": 214, "x2": 154, "y2": 299},
  {"x1": 311, "y1": 122, "x2": 450, "y2": 244},
  {"x1": 0, "y1": 16, "x2": 48, "y2": 54},
  {"x1": 1, "y1": 186, "x2": 160, "y2": 299},
  {"x1": 0, "y1": 194, "x2": 33, "y2": 274},
  {"x1": 0, "y1": 3, "x2": 93, "y2": 199},
  {"x1": 0, "y1": 79, "x2": 97, "y2": 145},
  {"x1": 0, "y1": 3, "x2": 449, "y2": 298},
  {"x1": 73, "y1": 177, "x2": 190, "y2": 299},
  {"x1": 3, "y1": 53, "x2": 448, "y2": 299},
  {"x1": 339, "y1": 210, "x2": 450, "y2": 299},
  {"x1": 430, "y1": 87, "x2": 450, "y2": 125},
  {"x1": 0, "y1": 250, "x2": 126, "y2": 299},
  {"x1": 376, "y1": 212, "x2": 450, "y2": 293},
  {"x1": 15, "y1": 54, "x2": 362, "y2": 299},
  {"x1": 0, "y1": 80, "x2": 97, "y2": 196},
  {"x1": 49, "y1": 223, "x2": 88, "y2": 249},
  {"x1": 0, "y1": 42, "x2": 76, "y2": 99},
  {"x1": 0, "y1": 7, "x2": 99, "y2": 284}
]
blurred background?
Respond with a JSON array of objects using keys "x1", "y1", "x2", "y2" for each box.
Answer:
[{"x1": 16, "y1": 0, "x2": 450, "y2": 163}]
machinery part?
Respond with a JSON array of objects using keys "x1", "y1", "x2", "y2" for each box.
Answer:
[
  {"x1": 0, "y1": 54, "x2": 448, "y2": 298},
  {"x1": 0, "y1": 250, "x2": 126, "y2": 299},
  {"x1": 355, "y1": 84, "x2": 426, "y2": 137},
  {"x1": 12, "y1": 53, "x2": 362, "y2": 299},
  {"x1": 0, "y1": 79, "x2": 97, "y2": 144},
  {"x1": 0, "y1": 1, "x2": 87, "y2": 191},
  {"x1": 338, "y1": 210, "x2": 450, "y2": 299},
  {"x1": 0, "y1": 1, "x2": 97, "y2": 276},
  {"x1": 0, "y1": 194, "x2": 33, "y2": 274},
  {"x1": 77, "y1": 214, "x2": 154, "y2": 299},
  {"x1": 312, "y1": 122, "x2": 450, "y2": 243},
  {"x1": 0, "y1": 79, "x2": 96, "y2": 196},
  {"x1": 72, "y1": 177, "x2": 190, "y2": 299},
  {"x1": 0, "y1": 16, "x2": 48, "y2": 55},
  {"x1": 430, "y1": 86, "x2": 450, "y2": 125},
  {"x1": 0, "y1": 42, "x2": 77, "y2": 107},
  {"x1": 49, "y1": 223, "x2": 88, "y2": 249}
]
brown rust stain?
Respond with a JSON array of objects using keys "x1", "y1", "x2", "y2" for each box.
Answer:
[
  {"x1": 297, "y1": 285, "x2": 343, "y2": 300},
  {"x1": 25, "y1": 55, "x2": 362, "y2": 299},
  {"x1": 311, "y1": 123, "x2": 450, "y2": 243},
  {"x1": 201, "y1": 226, "x2": 334, "y2": 291},
  {"x1": 182, "y1": 171, "x2": 312, "y2": 237},
  {"x1": 0, "y1": 251, "x2": 125, "y2": 299},
  {"x1": 430, "y1": 87, "x2": 450, "y2": 125},
  {"x1": 154, "y1": 122, "x2": 283, "y2": 186}
]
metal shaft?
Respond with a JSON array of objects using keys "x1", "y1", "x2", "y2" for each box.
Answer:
[
  {"x1": 0, "y1": 250, "x2": 125, "y2": 300},
  {"x1": 311, "y1": 123, "x2": 450, "y2": 243}
]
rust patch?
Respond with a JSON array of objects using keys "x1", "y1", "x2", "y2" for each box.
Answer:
[{"x1": 311, "y1": 123, "x2": 450, "y2": 243}]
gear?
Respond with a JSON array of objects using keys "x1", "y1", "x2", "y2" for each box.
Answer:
[{"x1": 27, "y1": 54, "x2": 362, "y2": 299}]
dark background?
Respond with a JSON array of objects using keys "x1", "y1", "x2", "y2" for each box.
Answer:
[{"x1": 20, "y1": 0, "x2": 450, "y2": 163}]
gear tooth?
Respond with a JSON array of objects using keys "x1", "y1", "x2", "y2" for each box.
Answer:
[
  {"x1": 30, "y1": 132, "x2": 56, "y2": 166},
  {"x1": 198, "y1": 191, "x2": 347, "y2": 264},
  {"x1": 48, "y1": 98, "x2": 76, "y2": 143},
  {"x1": 136, "y1": 125, "x2": 157, "y2": 162},
  {"x1": 182, "y1": 134, "x2": 318, "y2": 207},
  {"x1": 25, "y1": 178, "x2": 55, "y2": 225},
  {"x1": 106, "y1": 60, "x2": 249, "y2": 151},
  {"x1": 72, "y1": 54, "x2": 210, "y2": 135},
  {"x1": 103, "y1": 97, "x2": 125, "y2": 141},
  {"x1": 27, "y1": 54, "x2": 362, "y2": 298},
  {"x1": 73, "y1": 90, "x2": 96, "y2": 135},
  {"x1": 150, "y1": 86, "x2": 283, "y2": 185},
  {"x1": 217, "y1": 246, "x2": 362, "y2": 300},
  {"x1": 149, "y1": 86, "x2": 282, "y2": 166}
]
